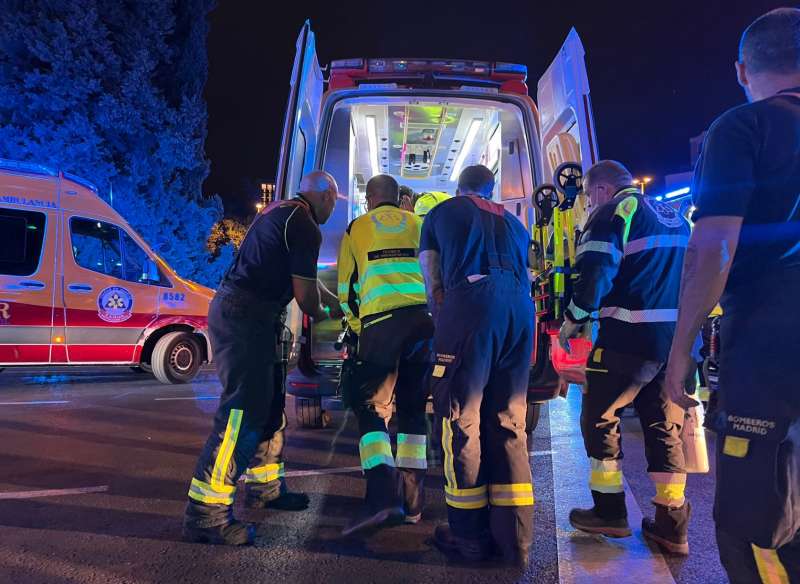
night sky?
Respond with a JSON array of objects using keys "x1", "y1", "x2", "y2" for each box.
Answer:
[{"x1": 204, "y1": 0, "x2": 784, "y2": 215}]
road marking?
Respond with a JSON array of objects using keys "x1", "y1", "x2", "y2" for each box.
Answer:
[
  {"x1": 549, "y1": 390, "x2": 676, "y2": 584},
  {"x1": 530, "y1": 450, "x2": 555, "y2": 457},
  {"x1": 154, "y1": 396, "x2": 219, "y2": 401},
  {"x1": 0, "y1": 485, "x2": 109, "y2": 500},
  {"x1": 285, "y1": 466, "x2": 363, "y2": 478},
  {"x1": 0, "y1": 400, "x2": 70, "y2": 406}
]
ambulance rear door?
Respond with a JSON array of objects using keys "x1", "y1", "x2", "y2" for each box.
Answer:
[
  {"x1": 537, "y1": 28, "x2": 599, "y2": 227},
  {"x1": 275, "y1": 20, "x2": 323, "y2": 200}
]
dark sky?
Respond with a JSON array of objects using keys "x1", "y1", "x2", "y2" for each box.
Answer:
[{"x1": 204, "y1": 0, "x2": 784, "y2": 214}]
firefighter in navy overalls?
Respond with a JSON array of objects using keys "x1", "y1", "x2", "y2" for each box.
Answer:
[
  {"x1": 419, "y1": 164, "x2": 535, "y2": 567},
  {"x1": 665, "y1": 8, "x2": 800, "y2": 581},
  {"x1": 560, "y1": 160, "x2": 692, "y2": 554},
  {"x1": 182, "y1": 171, "x2": 342, "y2": 545}
]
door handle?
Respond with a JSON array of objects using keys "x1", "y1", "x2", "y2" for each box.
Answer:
[
  {"x1": 68, "y1": 283, "x2": 93, "y2": 293},
  {"x1": 19, "y1": 280, "x2": 45, "y2": 289}
]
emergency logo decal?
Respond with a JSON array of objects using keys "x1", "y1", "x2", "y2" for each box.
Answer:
[
  {"x1": 644, "y1": 197, "x2": 685, "y2": 228},
  {"x1": 371, "y1": 210, "x2": 407, "y2": 234},
  {"x1": 97, "y1": 286, "x2": 134, "y2": 323}
]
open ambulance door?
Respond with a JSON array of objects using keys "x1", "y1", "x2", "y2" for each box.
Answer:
[
  {"x1": 537, "y1": 27, "x2": 599, "y2": 230},
  {"x1": 275, "y1": 20, "x2": 323, "y2": 201}
]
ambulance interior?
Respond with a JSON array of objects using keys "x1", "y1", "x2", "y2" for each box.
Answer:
[{"x1": 311, "y1": 96, "x2": 536, "y2": 360}]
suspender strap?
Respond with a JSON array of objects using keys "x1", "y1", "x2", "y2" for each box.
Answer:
[{"x1": 466, "y1": 196, "x2": 513, "y2": 273}]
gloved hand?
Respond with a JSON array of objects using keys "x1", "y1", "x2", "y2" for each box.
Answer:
[{"x1": 558, "y1": 318, "x2": 584, "y2": 354}]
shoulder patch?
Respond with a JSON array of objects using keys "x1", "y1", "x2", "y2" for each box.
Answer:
[{"x1": 643, "y1": 197, "x2": 685, "y2": 228}]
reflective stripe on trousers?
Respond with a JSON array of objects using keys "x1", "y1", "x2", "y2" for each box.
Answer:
[
  {"x1": 396, "y1": 433, "x2": 427, "y2": 469},
  {"x1": 243, "y1": 462, "x2": 285, "y2": 484},
  {"x1": 442, "y1": 418, "x2": 488, "y2": 509},
  {"x1": 359, "y1": 431, "x2": 395, "y2": 470},
  {"x1": 752, "y1": 544, "x2": 791, "y2": 584},
  {"x1": 589, "y1": 457, "x2": 624, "y2": 494},
  {"x1": 649, "y1": 471, "x2": 686, "y2": 507},
  {"x1": 489, "y1": 483, "x2": 535, "y2": 506},
  {"x1": 188, "y1": 408, "x2": 243, "y2": 505}
]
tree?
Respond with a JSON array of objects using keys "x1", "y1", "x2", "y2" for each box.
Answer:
[
  {"x1": 0, "y1": 0, "x2": 231, "y2": 287},
  {"x1": 206, "y1": 217, "x2": 248, "y2": 259}
]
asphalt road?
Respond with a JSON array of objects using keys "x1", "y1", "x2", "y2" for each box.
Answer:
[{"x1": 0, "y1": 367, "x2": 727, "y2": 584}]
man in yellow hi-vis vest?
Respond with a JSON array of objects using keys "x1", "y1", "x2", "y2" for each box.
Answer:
[{"x1": 338, "y1": 174, "x2": 434, "y2": 536}]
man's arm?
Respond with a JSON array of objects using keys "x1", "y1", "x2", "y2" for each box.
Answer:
[
  {"x1": 664, "y1": 216, "x2": 741, "y2": 407},
  {"x1": 419, "y1": 250, "x2": 444, "y2": 319},
  {"x1": 292, "y1": 276, "x2": 328, "y2": 321},
  {"x1": 317, "y1": 279, "x2": 343, "y2": 318}
]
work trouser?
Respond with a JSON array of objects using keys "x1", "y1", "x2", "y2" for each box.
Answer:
[
  {"x1": 713, "y1": 275, "x2": 800, "y2": 583},
  {"x1": 581, "y1": 348, "x2": 686, "y2": 510},
  {"x1": 347, "y1": 305, "x2": 434, "y2": 512},
  {"x1": 184, "y1": 287, "x2": 288, "y2": 528},
  {"x1": 431, "y1": 273, "x2": 535, "y2": 554}
]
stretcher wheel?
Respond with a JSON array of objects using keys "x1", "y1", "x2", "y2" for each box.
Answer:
[
  {"x1": 533, "y1": 184, "x2": 559, "y2": 210},
  {"x1": 151, "y1": 331, "x2": 202, "y2": 384},
  {"x1": 554, "y1": 162, "x2": 583, "y2": 195},
  {"x1": 295, "y1": 396, "x2": 324, "y2": 429}
]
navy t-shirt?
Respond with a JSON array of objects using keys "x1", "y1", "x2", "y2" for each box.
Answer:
[
  {"x1": 419, "y1": 196, "x2": 530, "y2": 291},
  {"x1": 692, "y1": 89, "x2": 800, "y2": 299},
  {"x1": 223, "y1": 197, "x2": 321, "y2": 306}
]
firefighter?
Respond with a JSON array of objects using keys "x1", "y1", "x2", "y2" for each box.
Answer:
[
  {"x1": 559, "y1": 160, "x2": 692, "y2": 554},
  {"x1": 419, "y1": 165, "x2": 534, "y2": 567},
  {"x1": 664, "y1": 8, "x2": 800, "y2": 581},
  {"x1": 182, "y1": 171, "x2": 342, "y2": 546},
  {"x1": 337, "y1": 174, "x2": 434, "y2": 536},
  {"x1": 414, "y1": 191, "x2": 452, "y2": 217}
]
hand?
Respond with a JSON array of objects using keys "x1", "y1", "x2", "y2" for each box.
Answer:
[
  {"x1": 325, "y1": 301, "x2": 344, "y2": 319},
  {"x1": 664, "y1": 350, "x2": 701, "y2": 410},
  {"x1": 558, "y1": 319, "x2": 584, "y2": 354}
]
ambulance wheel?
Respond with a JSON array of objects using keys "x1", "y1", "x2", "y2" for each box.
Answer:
[
  {"x1": 151, "y1": 331, "x2": 202, "y2": 384},
  {"x1": 526, "y1": 402, "x2": 541, "y2": 433},
  {"x1": 295, "y1": 397, "x2": 324, "y2": 429}
]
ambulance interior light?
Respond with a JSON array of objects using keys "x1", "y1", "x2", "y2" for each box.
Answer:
[
  {"x1": 365, "y1": 115, "x2": 380, "y2": 178},
  {"x1": 450, "y1": 118, "x2": 483, "y2": 181}
]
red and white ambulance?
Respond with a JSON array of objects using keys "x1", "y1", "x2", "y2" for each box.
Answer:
[
  {"x1": 275, "y1": 22, "x2": 600, "y2": 427},
  {"x1": 0, "y1": 160, "x2": 214, "y2": 383}
]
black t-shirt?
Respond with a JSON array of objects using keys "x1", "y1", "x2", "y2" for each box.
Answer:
[
  {"x1": 223, "y1": 197, "x2": 321, "y2": 306},
  {"x1": 692, "y1": 89, "x2": 800, "y2": 300}
]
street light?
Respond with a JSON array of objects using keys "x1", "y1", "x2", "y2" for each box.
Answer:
[{"x1": 633, "y1": 176, "x2": 653, "y2": 194}]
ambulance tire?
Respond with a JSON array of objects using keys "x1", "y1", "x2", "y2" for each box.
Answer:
[
  {"x1": 151, "y1": 331, "x2": 202, "y2": 385},
  {"x1": 295, "y1": 396, "x2": 324, "y2": 429},
  {"x1": 526, "y1": 402, "x2": 541, "y2": 434}
]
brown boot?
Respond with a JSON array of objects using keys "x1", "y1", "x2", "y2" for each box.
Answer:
[
  {"x1": 642, "y1": 500, "x2": 691, "y2": 555},
  {"x1": 569, "y1": 491, "x2": 631, "y2": 538}
]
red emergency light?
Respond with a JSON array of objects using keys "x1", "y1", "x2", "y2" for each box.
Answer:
[
  {"x1": 548, "y1": 331, "x2": 591, "y2": 385},
  {"x1": 328, "y1": 57, "x2": 528, "y2": 95}
]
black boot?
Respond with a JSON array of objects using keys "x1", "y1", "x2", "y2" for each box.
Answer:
[
  {"x1": 244, "y1": 479, "x2": 310, "y2": 511},
  {"x1": 569, "y1": 491, "x2": 631, "y2": 538},
  {"x1": 642, "y1": 500, "x2": 691, "y2": 555},
  {"x1": 433, "y1": 524, "x2": 492, "y2": 562},
  {"x1": 400, "y1": 468, "x2": 426, "y2": 524},
  {"x1": 182, "y1": 520, "x2": 257, "y2": 546}
]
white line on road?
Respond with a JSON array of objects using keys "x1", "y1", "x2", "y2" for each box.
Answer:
[
  {"x1": 530, "y1": 450, "x2": 555, "y2": 457},
  {"x1": 154, "y1": 396, "x2": 219, "y2": 401},
  {"x1": 0, "y1": 485, "x2": 109, "y2": 500},
  {"x1": 0, "y1": 400, "x2": 70, "y2": 406}
]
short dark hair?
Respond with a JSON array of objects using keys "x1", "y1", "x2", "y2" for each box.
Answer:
[
  {"x1": 399, "y1": 185, "x2": 414, "y2": 200},
  {"x1": 457, "y1": 165, "x2": 495, "y2": 198},
  {"x1": 739, "y1": 8, "x2": 800, "y2": 74},
  {"x1": 366, "y1": 174, "x2": 399, "y2": 203},
  {"x1": 584, "y1": 160, "x2": 634, "y2": 191}
]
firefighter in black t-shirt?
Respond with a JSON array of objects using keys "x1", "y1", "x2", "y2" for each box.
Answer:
[
  {"x1": 665, "y1": 9, "x2": 800, "y2": 582},
  {"x1": 182, "y1": 171, "x2": 343, "y2": 546}
]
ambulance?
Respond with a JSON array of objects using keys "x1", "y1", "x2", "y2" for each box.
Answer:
[
  {"x1": 278, "y1": 22, "x2": 599, "y2": 427},
  {"x1": 0, "y1": 159, "x2": 214, "y2": 384}
]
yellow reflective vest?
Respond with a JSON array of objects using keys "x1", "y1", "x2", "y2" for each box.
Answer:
[
  {"x1": 337, "y1": 204, "x2": 427, "y2": 334},
  {"x1": 414, "y1": 191, "x2": 452, "y2": 217}
]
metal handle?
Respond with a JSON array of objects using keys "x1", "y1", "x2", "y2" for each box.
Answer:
[{"x1": 68, "y1": 283, "x2": 93, "y2": 293}]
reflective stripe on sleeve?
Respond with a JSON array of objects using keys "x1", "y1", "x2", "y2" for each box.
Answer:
[
  {"x1": 489, "y1": 483, "x2": 535, "y2": 506},
  {"x1": 188, "y1": 477, "x2": 235, "y2": 505},
  {"x1": 396, "y1": 433, "x2": 427, "y2": 469},
  {"x1": 243, "y1": 462, "x2": 285, "y2": 484},
  {"x1": 359, "y1": 431, "x2": 395, "y2": 470},
  {"x1": 575, "y1": 240, "x2": 623, "y2": 262},
  {"x1": 624, "y1": 234, "x2": 688, "y2": 256},
  {"x1": 598, "y1": 307, "x2": 678, "y2": 323},
  {"x1": 211, "y1": 409, "x2": 243, "y2": 490},
  {"x1": 445, "y1": 485, "x2": 488, "y2": 509},
  {"x1": 567, "y1": 299, "x2": 591, "y2": 322},
  {"x1": 649, "y1": 472, "x2": 686, "y2": 507},
  {"x1": 589, "y1": 458, "x2": 623, "y2": 494},
  {"x1": 752, "y1": 544, "x2": 790, "y2": 584}
]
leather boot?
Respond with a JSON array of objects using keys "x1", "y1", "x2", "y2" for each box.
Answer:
[
  {"x1": 642, "y1": 500, "x2": 691, "y2": 555},
  {"x1": 181, "y1": 519, "x2": 256, "y2": 546},
  {"x1": 433, "y1": 524, "x2": 492, "y2": 562},
  {"x1": 244, "y1": 479, "x2": 310, "y2": 511},
  {"x1": 569, "y1": 491, "x2": 631, "y2": 538}
]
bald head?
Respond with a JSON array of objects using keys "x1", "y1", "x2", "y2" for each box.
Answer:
[
  {"x1": 584, "y1": 160, "x2": 634, "y2": 207},
  {"x1": 299, "y1": 170, "x2": 338, "y2": 224},
  {"x1": 365, "y1": 174, "x2": 399, "y2": 210}
]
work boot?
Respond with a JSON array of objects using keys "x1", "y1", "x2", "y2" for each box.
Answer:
[
  {"x1": 433, "y1": 524, "x2": 492, "y2": 562},
  {"x1": 341, "y1": 505, "x2": 405, "y2": 536},
  {"x1": 400, "y1": 468, "x2": 425, "y2": 524},
  {"x1": 569, "y1": 491, "x2": 631, "y2": 538},
  {"x1": 245, "y1": 489, "x2": 310, "y2": 511},
  {"x1": 181, "y1": 520, "x2": 257, "y2": 546},
  {"x1": 642, "y1": 500, "x2": 691, "y2": 555}
]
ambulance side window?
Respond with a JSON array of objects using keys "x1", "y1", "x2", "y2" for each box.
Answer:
[
  {"x1": 0, "y1": 208, "x2": 46, "y2": 276},
  {"x1": 70, "y1": 218, "x2": 123, "y2": 279},
  {"x1": 121, "y1": 231, "x2": 170, "y2": 286}
]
